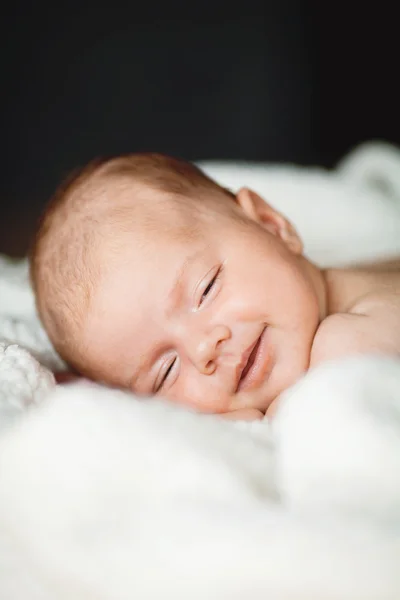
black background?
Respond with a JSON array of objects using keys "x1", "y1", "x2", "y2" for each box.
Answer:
[{"x1": 1, "y1": 1, "x2": 399, "y2": 255}]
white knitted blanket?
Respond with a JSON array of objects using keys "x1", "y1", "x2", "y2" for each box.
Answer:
[{"x1": 1, "y1": 142, "x2": 400, "y2": 599}]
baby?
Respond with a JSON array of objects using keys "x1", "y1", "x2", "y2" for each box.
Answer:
[{"x1": 30, "y1": 153, "x2": 400, "y2": 420}]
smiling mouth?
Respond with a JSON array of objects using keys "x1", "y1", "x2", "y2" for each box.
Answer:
[
  {"x1": 236, "y1": 328, "x2": 269, "y2": 392},
  {"x1": 240, "y1": 338, "x2": 261, "y2": 381}
]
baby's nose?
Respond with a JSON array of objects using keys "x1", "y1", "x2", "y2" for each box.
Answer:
[{"x1": 191, "y1": 325, "x2": 230, "y2": 374}]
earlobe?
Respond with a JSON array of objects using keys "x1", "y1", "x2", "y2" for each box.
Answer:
[{"x1": 235, "y1": 187, "x2": 303, "y2": 254}]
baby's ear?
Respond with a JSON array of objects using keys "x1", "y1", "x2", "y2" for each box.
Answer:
[{"x1": 235, "y1": 187, "x2": 303, "y2": 255}]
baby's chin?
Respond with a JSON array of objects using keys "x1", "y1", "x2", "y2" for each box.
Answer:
[{"x1": 264, "y1": 396, "x2": 279, "y2": 418}]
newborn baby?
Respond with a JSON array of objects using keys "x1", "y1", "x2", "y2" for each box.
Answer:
[{"x1": 30, "y1": 153, "x2": 400, "y2": 419}]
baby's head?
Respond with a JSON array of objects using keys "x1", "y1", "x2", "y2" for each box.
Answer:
[{"x1": 31, "y1": 153, "x2": 326, "y2": 415}]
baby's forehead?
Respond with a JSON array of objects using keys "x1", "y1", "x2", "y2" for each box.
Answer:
[{"x1": 105, "y1": 183, "x2": 204, "y2": 240}]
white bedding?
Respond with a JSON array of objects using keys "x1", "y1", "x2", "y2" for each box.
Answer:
[{"x1": 1, "y1": 141, "x2": 400, "y2": 599}]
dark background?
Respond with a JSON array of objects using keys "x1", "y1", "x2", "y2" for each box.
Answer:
[{"x1": 1, "y1": 1, "x2": 399, "y2": 256}]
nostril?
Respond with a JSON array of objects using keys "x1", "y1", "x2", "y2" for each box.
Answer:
[{"x1": 205, "y1": 360, "x2": 215, "y2": 374}]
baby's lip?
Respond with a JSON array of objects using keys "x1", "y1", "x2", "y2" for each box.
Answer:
[{"x1": 235, "y1": 328, "x2": 268, "y2": 393}]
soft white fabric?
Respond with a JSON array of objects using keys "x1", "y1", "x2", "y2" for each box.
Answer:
[{"x1": 1, "y1": 141, "x2": 400, "y2": 599}]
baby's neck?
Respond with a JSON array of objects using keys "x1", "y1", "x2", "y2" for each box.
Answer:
[{"x1": 322, "y1": 268, "x2": 358, "y2": 315}]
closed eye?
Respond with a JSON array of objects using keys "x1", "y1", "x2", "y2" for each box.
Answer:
[
  {"x1": 199, "y1": 268, "x2": 221, "y2": 306},
  {"x1": 155, "y1": 357, "x2": 176, "y2": 392}
]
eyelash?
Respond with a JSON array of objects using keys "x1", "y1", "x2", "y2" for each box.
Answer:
[
  {"x1": 156, "y1": 357, "x2": 176, "y2": 393},
  {"x1": 199, "y1": 267, "x2": 221, "y2": 307}
]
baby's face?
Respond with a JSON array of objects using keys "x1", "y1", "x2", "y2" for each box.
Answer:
[{"x1": 83, "y1": 188, "x2": 323, "y2": 415}]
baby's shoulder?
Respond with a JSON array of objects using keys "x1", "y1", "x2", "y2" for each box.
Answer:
[
  {"x1": 311, "y1": 262, "x2": 400, "y2": 367},
  {"x1": 310, "y1": 308, "x2": 400, "y2": 369},
  {"x1": 310, "y1": 313, "x2": 368, "y2": 367}
]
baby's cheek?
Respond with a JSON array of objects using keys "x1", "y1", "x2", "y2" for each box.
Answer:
[{"x1": 170, "y1": 380, "x2": 232, "y2": 414}]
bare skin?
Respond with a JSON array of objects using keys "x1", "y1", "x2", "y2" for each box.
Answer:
[{"x1": 310, "y1": 262, "x2": 400, "y2": 368}]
